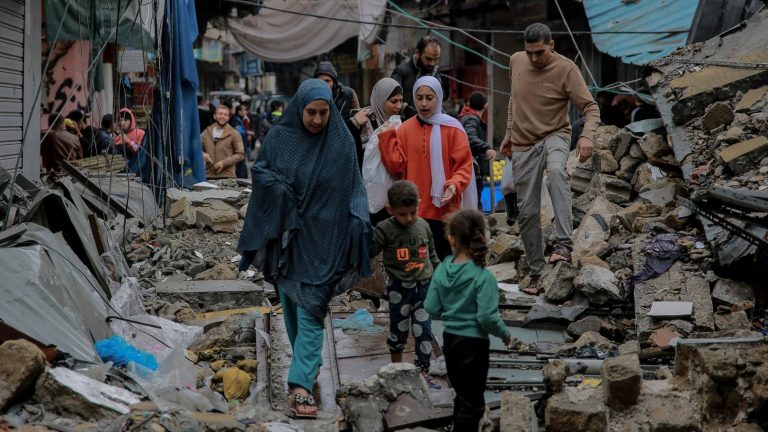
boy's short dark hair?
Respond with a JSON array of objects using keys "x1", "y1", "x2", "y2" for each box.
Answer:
[
  {"x1": 388, "y1": 180, "x2": 419, "y2": 209},
  {"x1": 101, "y1": 113, "x2": 114, "y2": 129},
  {"x1": 468, "y1": 92, "x2": 487, "y2": 111},
  {"x1": 270, "y1": 100, "x2": 284, "y2": 112}
]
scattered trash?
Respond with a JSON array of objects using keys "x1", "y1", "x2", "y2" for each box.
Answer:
[
  {"x1": 332, "y1": 309, "x2": 386, "y2": 334},
  {"x1": 95, "y1": 336, "x2": 159, "y2": 371}
]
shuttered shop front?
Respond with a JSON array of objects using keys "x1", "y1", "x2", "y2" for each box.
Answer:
[{"x1": 0, "y1": 0, "x2": 24, "y2": 171}]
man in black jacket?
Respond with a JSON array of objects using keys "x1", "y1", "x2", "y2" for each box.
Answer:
[
  {"x1": 391, "y1": 35, "x2": 442, "y2": 119},
  {"x1": 313, "y1": 60, "x2": 369, "y2": 169}
]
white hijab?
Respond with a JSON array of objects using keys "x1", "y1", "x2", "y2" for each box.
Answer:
[{"x1": 414, "y1": 76, "x2": 478, "y2": 209}]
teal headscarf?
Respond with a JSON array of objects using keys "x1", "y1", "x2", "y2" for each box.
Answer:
[{"x1": 238, "y1": 79, "x2": 372, "y2": 319}]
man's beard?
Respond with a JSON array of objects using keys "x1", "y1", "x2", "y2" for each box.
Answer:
[{"x1": 216, "y1": 120, "x2": 228, "y2": 127}]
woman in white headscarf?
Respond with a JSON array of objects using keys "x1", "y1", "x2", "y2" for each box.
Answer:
[{"x1": 378, "y1": 76, "x2": 476, "y2": 259}]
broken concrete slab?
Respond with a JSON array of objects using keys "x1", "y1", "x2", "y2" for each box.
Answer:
[
  {"x1": 545, "y1": 387, "x2": 607, "y2": 432},
  {"x1": 488, "y1": 262, "x2": 518, "y2": 283},
  {"x1": 647, "y1": 301, "x2": 694, "y2": 318},
  {"x1": 167, "y1": 188, "x2": 242, "y2": 205},
  {"x1": 592, "y1": 125, "x2": 621, "y2": 153},
  {"x1": 541, "y1": 261, "x2": 579, "y2": 303},
  {"x1": 489, "y1": 234, "x2": 523, "y2": 264},
  {"x1": 638, "y1": 132, "x2": 671, "y2": 159},
  {"x1": 617, "y1": 202, "x2": 662, "y2": 231},
  {"x1": 736, "y1": 86, "x2": 768, "y2": 112},
  {"x1": 194, "y1": 263, "x2": 238, "y2": 281},
  {"x1": 570, "y1": 167, "x2": 595, "y2": 195},
  {"x1": 523, "y1": 303, "x2": 587, "y2": 325},
  {"x1": 612, "y1": 129, "x2": 634, "y2": 161},
  {"x1": 714, "y1": 311, "x2": 752, "y2": 331},
  {"x1": 196, "y1": 206, "x2": 239, "y2": 233},
  {"x1": 566, "y1": 316, "x2": 605, "y2": 339},
  {"x1": 573, "y1": 265, "x2": 623, "y2": 305},
  {"x1": 34, "y1": 367, "x2": 141, "y2": 421},
  {"x1": 0, "y1": 340, "x2": 47, "y2": 411},
  {"x1": 712, "y1": 278, "x2": 755, "y2": 306},
  {"x1": 602, "y1": 354, "x2": 642, "y2": 410},
  {"x1": 720, "y1": 136, "x2": 768, "y2": 175},
  {"x1": 592, "y1": 149, "x2": 619, "y2": 173},
  {"x1": 543, "y1": 359, "x2": 568, "y2": 393},
  {"x1": 616, "y1": 156, "x2": 642, "y2": 181},
  {"x1": 572, "y1": 197, "x2": 619, "y2": 264},
  {"x1": 500, "y1": 391, "x2": 533, "y2": 432},
  {"x1": 639, "y1": 178, "x2": 684, "y2": 208},
  {"x1": 155, "y1": 279, "x2": 268, "y2": 311}
]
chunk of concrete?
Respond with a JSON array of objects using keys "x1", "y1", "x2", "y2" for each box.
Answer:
[
  {"x1": 574, "y1": 265, "x2": 623, "y2": 305},
  {"x1": 592, "y1": 149, "x2": 619, "y2": 173},
  {"x1": 523, "y1": 303, "x2": 587, "y2": 325},
  {"x1": 714, "y1": 311, "x2": 752, "y2": 331},
  {"x1": 647, "y1": 301, "x2": 693, "y2": 318},
  {"x1": 500, "y1": 391, "x2": 533, "y2": 432},
  {"x1": 616, "y1": 156, "x2": 642, "y2": 181},
  {"x1": 592, "y1": 125, "x2": 621, "y2": 153},
  {"x1": 194, "y1": 263, "x2": 238, "y2": 281},
  {"x1": 735, "y1": 86, "x2": 768, "y2": 112},
  {"x1": 0, "y1": 340, "x2": 46, "y2": 410},
  {"x1": 566, "y1": 316, "x2": 605, "y2": 339},
  {"x1": 584, "y1": 174, "x2": 632, "y2": 204},
  {"x1": 156, "y1": 279, "x2": 268, "y2": 311},
  {"x1": 488, "y1": 262, "x2": 518, "y2": 283},
  {"x1": 639, "y1": 132, "x2": 671, "y2": 159},
  {"x1": 544, "y1": 359, "x2": 568, "y2": 393},
  {"x1": 196, "y1": 206, "x2": 239, "y2": 233},
  {"x1": 612, "y1": 130, "x2": 634, "y2": 161},
  {"x1": 541, "y1": 261, "x2": 579, "y2": 303},
  {"x1": 701, "y1": 101, "x2": 735, "y2": 130},
  {"x1": 238, "y1": 202, "x2": 248, "y2": 220},
  {"x1": 720, "y1": 136, "x2": 768, "y2": 175},
  {"x1": 632, "y1": 163, "x2": 654, "y2": 193},
  {"x1": 489, "y1": 234, "x2": 523, "y2": 264},
  {"x1": 712, "y1": 278, "x2": 755, "y2": 306},
  {"x1": 572, "y1": 197, "x2": 619, "y2": 264},
  {"x1": 602, "y1": 354, "x2": 642, "y2": 410},
  {"x1": 34, "y1": 367, "x2": 141, "y2": 421},
  {"x1": 639, "y1": 178, "x2": 682, "y2": 208},
  {"x1": 545, "y1": 388, "x2": 607, "y2": 432},
  {"x1": 570, "y1": 167, "x2": 595, "y2": 195},
  {"x1": 617, "y1": 202, "x2": 662, "y2": 231},
  {"x1": 167, "y1": 188, "x2": 242, "y2": 205}
]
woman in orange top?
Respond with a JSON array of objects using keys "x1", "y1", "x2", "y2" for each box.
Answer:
[{"x1": 378, "y1": 76, "x2": 476, "y2": 259}]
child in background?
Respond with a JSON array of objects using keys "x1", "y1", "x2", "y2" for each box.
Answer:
[
  {"x1": 425, "y1": 209, "x2": 514, "y2": 431},
  {"x1": 371, "y1": 180, "x2": 442, "y2": 389}
]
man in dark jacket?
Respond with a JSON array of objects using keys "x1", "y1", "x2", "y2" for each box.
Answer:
[
  {"x1": 41, "y1": 112, "x2": 83, "y2": 173},
  {"x1": 391, "y1": 35, "x2": 442, "y2": 119},
  {"x1": 314, "y1": 60, "x2": 368, "y2": 169}
]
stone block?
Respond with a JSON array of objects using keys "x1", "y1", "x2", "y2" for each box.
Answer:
[
  {"x1": 545, "y1": 388, "x2": 607, "y2": 432},
  {"x1": 0, "y1": 340, "x2": 46, "y2": 410},
  {"x1": 720, "y1": 136, "x2": 768, "y2": 175},
  {"x1": 585, "y1": 174, "x2": 632, "y2": 204},
  {"x1": 618, "y1": 340, "x2": 639, "y2": 356},
  {"x1": 488, "y1": 262, "x2": 518, "y2": 283},
  {"x1": 639, "y1": 132, "x2": 671, "y2": 159},
  {"x1": 702, "y1": 101, "x2": 735, "y2": 130},
  {"x1": 196, "y1": 206, "x2": 239, "y2": 233},
  {"x1": 602, "y1": 354, "x2": 642, "y2": 410},
  {"x1": 712, "y1": 278, "x2": 755, "y2": 306},
  {"x1": 570, "y1": 167, "x2": 595, "y2": 195},
  {"x1": 616, "y1": 156, "x2": 642, "y2": 181},
  {"x1": 170, "y1": 196, "x2": 197, "y2": 228},
  {"x1": 541, "y1": 261, "x2": 579, "y2": 303},
  {"x1": 592, "y1": 125, "x2": 621, "y2": 152},
  {"x1": 500, "y1": 391, "x2": 533, "y2": 432},
  {"x1": 736, "y1": 86, "x2": 768, "y2": 112},
  {"x1": 544, "y1": 359, "x2": 568, "y2": 393},
  {"x1": 612, "y1": 130, "x2": 634, "y2": 161},
  {"x1": 617, "y1": 203, "x2": 662, "y2": 231},
  {"x1": 567, "y1": 316, "x2": 605, "y2": 339},
  {"x1": 489, "y1": 234, "x2": 523, "y2": 264},
  {"x1": 592, "y1": 149, "x2": 619, "y2": 173},
  {"x1": 194, "y1": 263, "x2": 238, "y2": 281},
  {"x1": 629, "y1": 142, "x2": 645, "y2": 159},
  {"x1": 34, "y1": 367, "x2": 141, "y2": 421},
  {"x1": 714, "y1": 311, "x2": 752, "y2": 331},
  {"x1": 238, "y1": 202, "x2": 248, "y2": 220},
  {"x1": 574, "y1": 265, "x2": 623, "y2": 305},
  {"x1": 632, "y1": 163, "x2": 654, "y2": 193},
  {"x1": 572, "y1": 197, "x2": 618, "y2": 263},
  {"x1": 639, "y1": 178, "x2": 682, "y2": 208}
]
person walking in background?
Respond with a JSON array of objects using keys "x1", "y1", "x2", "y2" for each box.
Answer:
[
  {"x1": 500, "y1": 23, "x2": 599, "y2": 295},
  {"x1": 200, "y1": 104, "x2": 245, "y2": 179},
  {"x1": 391, "y1": 35, "x2": 443, "y2": 119},
  {"x1": 237, "y1": 79, "x2": 371, "y2": 419},
  {"x1": 259, "y1": 100, "x2": 284, "y2": 143},
  {"x1": 458, "y1": 91, "x2": 496, "y2": 211},
  {"x1": 313, "y1": 60, "x2": 369, "y2": 168},
  {"x1": 425, "y1": 209, "x2": 514, "y2": 432},
  {"x1": 378, "y1": 76, "x2": 475, "y2": 259},
  {"x1": 370, "y1": 180, "x2": 441, "y2": 389}
]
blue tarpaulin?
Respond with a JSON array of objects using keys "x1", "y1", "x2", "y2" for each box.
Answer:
[{"x1": 583, "y1": 0, "x2": 699, "y2": 65}]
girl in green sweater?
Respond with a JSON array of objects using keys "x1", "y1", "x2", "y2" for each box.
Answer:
[{"x1": 425, "y1": 209, "x2": 513, "y2": 431}]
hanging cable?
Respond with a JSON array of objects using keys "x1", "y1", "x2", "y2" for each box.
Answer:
[{"x1": 553, "y1": 0, "x2": 598, "y2": 87}]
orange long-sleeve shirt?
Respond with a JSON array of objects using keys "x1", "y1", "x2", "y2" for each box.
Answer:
[{"x1": 378, "y1": 117, "x2": 473, "y2": 221}]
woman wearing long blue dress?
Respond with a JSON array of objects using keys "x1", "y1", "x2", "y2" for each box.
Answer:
[{"x1": 238, "y1": 79, "x2": 372, "y2": 418}]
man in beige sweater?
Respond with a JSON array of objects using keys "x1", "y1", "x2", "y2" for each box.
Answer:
[
  {"x1": 200, "y1": 105, "x2": 245, "y2": 179},
  {"x1": 500, "y1": 23, "x2": 600, "y2": 295}
]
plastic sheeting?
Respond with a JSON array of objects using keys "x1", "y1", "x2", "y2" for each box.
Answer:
[
  {"x1": 226, "y1": 0, "x2": 386, "y2": 63},
  {"x1": 0, "y1": 224, "x2": 112, "y2": 363}
]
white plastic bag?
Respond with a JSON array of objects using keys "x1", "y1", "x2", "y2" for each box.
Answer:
[
  {"x1": 362, "y1": 118, "x2": 400, "y2": 213},
  {"x1": 501, "y1": 156, "x2": 515, "y2": 195}
]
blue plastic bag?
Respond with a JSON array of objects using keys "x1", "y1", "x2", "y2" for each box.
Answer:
[
  {"x1": 95, "y1": 335, "x2": 159, "y2": 371},
  {"x1": 332, "y1": 309, "x2": 386, "y2": 334}
]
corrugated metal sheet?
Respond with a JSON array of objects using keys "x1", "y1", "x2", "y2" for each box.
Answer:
[
  {"x1": 583, "y1": 0, "x2": 700, "y2": 65},
  {"x1": 0, "y1": 0, "x2": 24, "y2": 170}
]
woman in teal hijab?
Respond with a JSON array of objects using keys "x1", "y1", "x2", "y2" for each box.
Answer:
[{"x1": 238, "y1": 79, "x2": 372, "y2": 417}]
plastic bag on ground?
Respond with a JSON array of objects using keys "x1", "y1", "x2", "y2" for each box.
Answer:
[
  {"x1": 95, "y1": 335, "x2": 159, "y2": 370},
  {"x1": 332, "y1": 309, "x2": 386, "y2": 334}
]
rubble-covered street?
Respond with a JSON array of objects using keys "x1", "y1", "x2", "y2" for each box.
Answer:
[{"x1": 2, "y1": 1, "x2": 768, "y2": 432}]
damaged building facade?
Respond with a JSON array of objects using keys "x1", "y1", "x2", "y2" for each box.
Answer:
[{"x1": 1, "y1": 1, "x2": 768, "y2": 432}]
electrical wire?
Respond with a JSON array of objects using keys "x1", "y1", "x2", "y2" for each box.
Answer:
[{"x1": 553, "y1": 0, "x2": 598, "y2": 87}]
